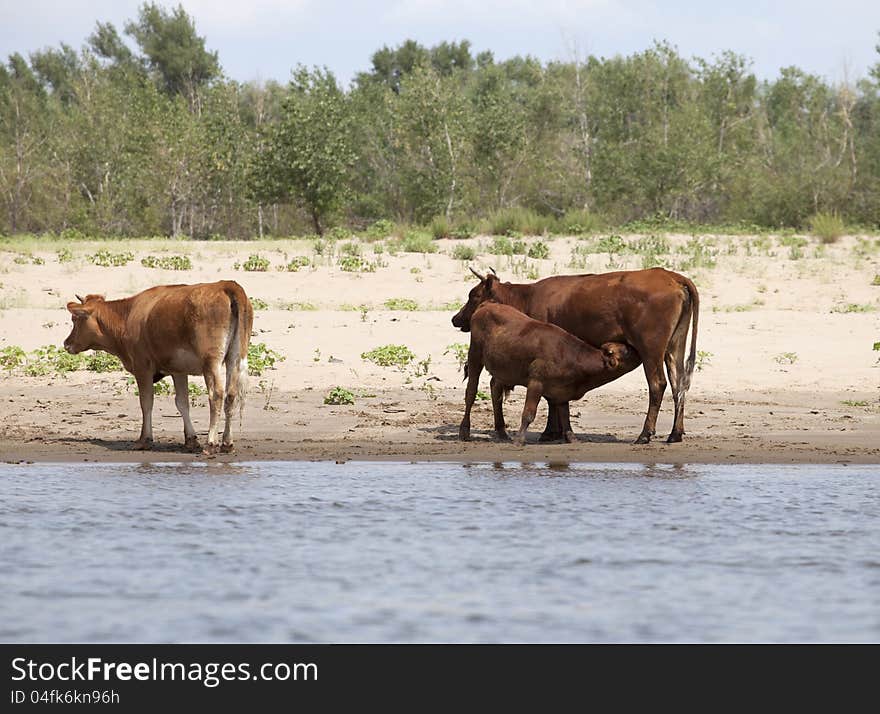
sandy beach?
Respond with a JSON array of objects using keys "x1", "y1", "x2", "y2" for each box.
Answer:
[{"x1": 0, "y1": 232, "x2": 878, "y2": 464}]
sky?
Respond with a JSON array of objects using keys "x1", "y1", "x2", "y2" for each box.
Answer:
[{"x1": 1, "y1": 0, "x2": 879, "y2": 86}]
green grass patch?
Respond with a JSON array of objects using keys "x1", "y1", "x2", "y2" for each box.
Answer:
[
  {"x1": 384, "y1": 298, "x2": 419, "y2": 311},
  {"x1": 831, "y1": 303, "x2": 877, "y2": 314},
  {"x1": 324, "y1": 386, "x2": 355, "y2": 405},
  {"x1": 87, "y1": 250, "x2": 134, "y2": 267},
  {"x1": 809, "y1": 212, "x2": 845, "y2": 243},
  {"x1": 140, "y1": 254, "x2": 192, "y2": 270},
  {"x1": 361, "y1": 344, "x2": 415, "y2": 369},
  {"x1": 248, "y1": 342, "x2": 285, "y2": 376}
]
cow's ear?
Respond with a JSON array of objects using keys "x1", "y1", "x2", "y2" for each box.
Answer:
[{"x1": 67, "y1": 302, "x2": 91, "y2": 317}]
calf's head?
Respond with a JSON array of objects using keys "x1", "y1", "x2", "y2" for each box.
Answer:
[
  {"x1": 63, "y1": 294, "x2": 105, "y2": 354},
  {"x1": 451, "y1": 268, "x2": 500, "y2": 332},
  {"x1": 600, "y1": 342, "x2": 632, "y2": 370}
]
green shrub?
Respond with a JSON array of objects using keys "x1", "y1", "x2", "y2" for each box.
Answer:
[
  {"x1": 831, "y1": 303, "x2": 877, "y2": 314},
  {"x1": 338, "y1": 255, "x2": 377, "y2": 272},
  {"x1": 248, "y1": 342, "x2": 285, "y2": 376},
  {"x1": 324, "y1": 386, "x2": 355, "y2": 405},
  {"x1": 87, "y1": 250, "x2": 133, "y2": 267},
  {"x1": 393, "y1": 230, "x2": 437, "y2": 253},
  {"x1": 482, "y1": 207, "x2": 554, "y2": 236},
  {"x1": 140, "y1": 254, "x2": 192, "y2": 270},
  {"x1": 364, "y1": 219, "x2": 395, "y2": 241},
  {"x1": 430, "y1": 215, "x2": 451, "y2": 239},
  {"x1": 809, "y1": 212, "x2": 845, "y2": 243},
  {"x1": 0, "y1": 345, "x2": 26, "y2": 371},
  {"x1": 285, "y1": 256, "x2": 311, "y2": 271},
  {"x1": 489, "y1": 236, "x2": 514, "y2": 255},
  {"x1": 361, "y1": 344, "x2": 415, "y2": 369},
  {"x1": 56, "y1": 248, "x2": 74, "y2": 263},
  {"x1": 444, "y1": 343, "x2": 468, "y2": 370},
  {"x1": 560, "y1": 209, "x2": 603, "y2": 235},
  {"x1": 527, "y1": 241, "x2": 550, "y2": 259},
  {"x1": 452, "y1": 244, "x2": 477, "y2": 261},
  {"x1": 83, "y1": 351, "x2": 123, "y2": 372},
  {"x1": 242, "y1": 254, "x2": 271, "y2": 272},
  {"x1": 384, "y1": 298, "x2": 419, "y2": 311},
  {"x1": 250, "y1": 297, "x2": 269, "y2": 310}
]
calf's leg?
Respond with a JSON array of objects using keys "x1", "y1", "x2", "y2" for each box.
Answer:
[
  {"x1": 490, "y1": 377, "x2": 510, "y2": 441},
  {"x1": 133, "y1": 373, "x2": 155, "y2": 450},
  {"x1": 514, "y1": 384, "x2": 543, "y2": 446},
  {"x1": 459, "y1": 349, "x2": 482, "y2": 441},
  {"x1": 172, "y1": 373, "x2": 200, "y2": 452}
]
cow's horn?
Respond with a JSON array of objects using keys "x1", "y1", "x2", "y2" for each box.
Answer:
[
  {"x1": 469, "y1": 266, "x2": 485, "y2": 281},
  {"x1": 488, "y1": 266, "x2": 498, "y2": 277},
  {"x1": 75, "y1": 294, "x2": 84, "y2": 303}
]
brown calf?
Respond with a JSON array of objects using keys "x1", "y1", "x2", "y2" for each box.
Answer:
[
  {"x1": 63, "y1": 281, "x2": 253, "y2": 454},
  {"x1": 452, "y1": 267, "x2": 699, "y2": 444},
  {"x1": 459, "y1": 303, "x2": 639, "y2": 445}
]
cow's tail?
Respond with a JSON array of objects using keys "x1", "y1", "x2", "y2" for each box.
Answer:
[
  {"x1": 679, "y1": 276, "x2": 700, "y2": 400},
  {"x1": 224, "y1": 283, "x2": 253, "y2": 426}
]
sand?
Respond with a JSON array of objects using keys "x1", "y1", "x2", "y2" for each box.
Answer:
[{"x1": 0, "y1": 232, "x2": 878, "y2": 464}]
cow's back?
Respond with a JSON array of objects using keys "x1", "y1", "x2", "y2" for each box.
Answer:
[{"x1": 524, "y1": 268, "x2": 689, "y2": 349}]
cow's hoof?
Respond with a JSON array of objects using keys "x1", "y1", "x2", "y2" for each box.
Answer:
[
  {"x1": 220, "y1": 443, "x2": 235, "y2": 454},
  {"x1": 459, "y1": 426, "x2": 471, "y2": 442},
  {"x1": 666, "y1": 432, "x2": 683, "y2": 444},
  {"x1": 185, "y1": 437, "x2": 201, "y2": 452},
  {"x1": 202, "y1": 444, "x2": 218, "y2": 456},
  {"x1": 538, "y1": 431, "x2": 562, "y2": 443},
  {"x1": 563, "y1": 431, "x2": 578, "y2": 444},
  {"x1": 494, "y1": 430, "x2": 511, "y2": 442},
  {"x1": 133, "y1": 439, "x2": 153, "y2": 451},
  {"x1": 634, "y1": 433, "x2": 652, "y2": 445},
  {"x1": 513, "y1": 436, "x2": 527, "y2": 447}
]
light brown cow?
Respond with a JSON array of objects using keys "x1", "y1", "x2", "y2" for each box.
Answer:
[{"x1": 63, "y1": 281, "x2": 253, "y2": 454}]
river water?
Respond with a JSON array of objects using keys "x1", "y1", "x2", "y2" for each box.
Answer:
[{"x1": 1, "y1": 460, "x2": 878, "y2": 643}]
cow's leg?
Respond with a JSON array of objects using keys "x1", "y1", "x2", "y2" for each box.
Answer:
[
  {"x1": 514, "y1": 384, "x2": 542, "y2": 446},
  {"x1": 203, "y1": 362, "x2": 225, "y2": 455},
  {"x1": 172, "y1": 374, "x2": 199, "y2": 452},
  {"x1": 664, "y1": 350, "x2": 686, "y2": 443},
  {"x1": 635, "y1": 356, "x2": 667, "y2": 444},
  {"x1": 459, "y1": 348, "x2": 482, "y2": 441},
  {"x1": 221, "y1": 358, "x2": 241, "y2": 453},
  {"x1": 538, "y1": 397, "x2": 563, "y2": 442},
  {"x1": 558, "y1": 402, "x2": 577, "y2": 443},
  {"x1": 489, "y1": 377, "x2": 510, "y2": 441},
  {"x1": 133, "y1": 374, "x2": 154, "y2": 450},
  {"x1": 664, "y1": 305, "x2": 691, "y2": 443}
]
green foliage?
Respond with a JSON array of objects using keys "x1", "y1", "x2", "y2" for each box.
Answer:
[
  {"x1": 363, "y1": 219, "x2": 395, "y2": 240},
  {"x1": 250, "y1": 297, "x2": 269, "y2": 310},
  {"x1": 527, "y1": 241, "x2": 550, "y2": 259},
  {"x1": 87, "y1": 251, "x2": 134, "y2": 267},
  {"x1": 831, "y1": 303, "x2": 877, "y2": 313},
  {"x1": 361, "y1": 344, "x2": 415, "y2": 369},
  {"x1": 324, "y1": 386, "x2": 355, "y2": 405},
  {"x1": 1, "y1": 344, "x2": 123, "y2": 376},
  {"x1": 247, "y1": 342, "x2": 284, "y2": 376},
  {"x1": 384, "y1": 298, "x2": 419, "y2": 311},
  {"x1": 444, "y1": 342, "x2": 468, "y2": 370},
  {"x1": 451, "y1": 243, "x2": 477, "y2": 261},
  {"x1": 338, "y1": 255, "x2": 377, "y2": 272},
  {"x1": 809, "y1": 212, "x2": 845, "y2": 243},
  {"x1": 56, "y1": 248, "x2": 74, "y2": 263},
  {"x1": 140, "y1": 254, "x2": 192, "y2": 270},
  {"x1": 392, "y1": 231, "x2": 437, "y2": 253},
  {"x1": 0, "y1": 346, "x2": 26, "y2": 371},
  {"x1": 774, "y1": 352, "x2": 798, "y2": 365},
  {"x1": 284, "y1": 255, "x2": 310, "y2": 271},
  {"x1": 242, "y1": 254, "x2": 270, "y2": 272},
  {"x1": 696, "y1": 350, "x2": 713, "y2": 371}
]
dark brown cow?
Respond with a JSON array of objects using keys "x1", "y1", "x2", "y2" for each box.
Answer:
[
  {"x1": 460, "y1": 303, "x2": 640, "y2": 445},
  {"x1": 63, "y1": 281, "x2": 253, "y2": 454},
  {"x1": 452, "y1": 267, "x2": 699, "y2": 444}
]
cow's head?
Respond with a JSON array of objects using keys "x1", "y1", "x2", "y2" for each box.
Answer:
[
  {"x1": 451, "y1": 267, "x2": 501, "y2": 332},
  {"x1": 63, "y1": 294, "x2": 105, "y2": 354},
  {"x1": 600, "y1": 342, "x2": 631, "y2": 370}
]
